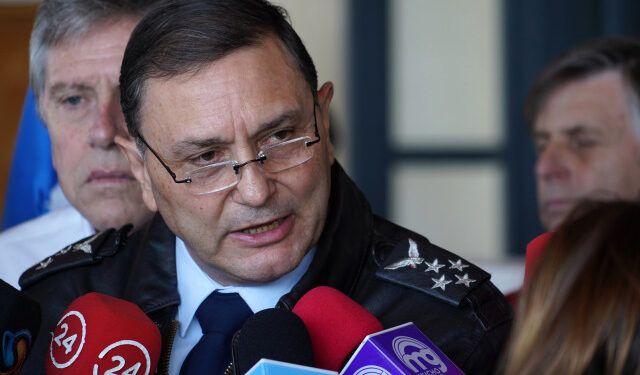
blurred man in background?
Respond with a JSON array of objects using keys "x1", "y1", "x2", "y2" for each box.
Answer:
[
  {"x1": 0, "y1": 0, "x2": 157, "y2": 288},
  {"x1": 526, "y1": 37, "x2": 640, "y2": 231}
]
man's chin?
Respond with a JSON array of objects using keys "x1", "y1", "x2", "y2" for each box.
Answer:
[
  {"x1": 82, "y1": 204, "x2": 150, "y2": 231},
  {"x1": 209, "y1": 258, "x2": 300, "y2": 286},
  {"x1": 206, "y1": 270, "x2": 281, "y2": 287},
  {"x1": 85, "y1": 180, "x2": 141, "y2": 197},
  {"x1": 238, "y1": 264, "x2": 295, "y2": 284},
  {"x1": 88, "y1": 217, "x2": 131, "y2": 231}
]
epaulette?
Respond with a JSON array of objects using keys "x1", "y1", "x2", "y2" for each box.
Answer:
[
  {"x1": 19, "y1": 224, "x2": 133, "y2": 289},
  {"x1": 375, "y1": 237, "x2": 490, "y2": 307}
]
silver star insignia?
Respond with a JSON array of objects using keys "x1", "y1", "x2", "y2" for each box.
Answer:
[
  {"x1": 424, "y1": 258, "x2": 445, "y2": 273},
  {"x1": 431, "y1": 275, "x2": 452, "y2": 291},
  {"x1": 448, "y1": 259, "x2": 469, "y2": 272},
  {"x1": 455, "y1": 273, "x2": 476, "y2": 287},
  {"x1": 35, "y1": 257, "x2": 53, "y2": 270},
  {"x1": 384, "y1": 238, "x2": 424, "y2": 270}
]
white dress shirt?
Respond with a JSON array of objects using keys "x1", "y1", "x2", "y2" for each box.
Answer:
[
  {"x1": 0, "y1": 206, "x2": 92, "y2": 289},
  {"x1": 169, "y1": 236, "x2": 316, "y2": 375}
]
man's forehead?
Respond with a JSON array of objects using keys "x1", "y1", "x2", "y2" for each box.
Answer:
[
  {"x1": 140, "y1": 37, "x2": 307, "y2": 99},
  {"x1": 44, "y1": 18, "x2": 137, "y2": 88},
  {"x1": 138, "y1": 38, "x2": 310, "y2": 135},
  {"x1": 534, "y1": 72, "x2": 634, "y2": 133}
]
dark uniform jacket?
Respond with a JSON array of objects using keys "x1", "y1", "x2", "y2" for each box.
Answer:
[{"x1": 20, "y1": 162, "x2": 513, "y2": 374}]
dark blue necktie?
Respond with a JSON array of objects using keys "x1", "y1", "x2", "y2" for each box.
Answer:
[{"x1": 180, "y1": 291, "x2": 253, "y2": 375}]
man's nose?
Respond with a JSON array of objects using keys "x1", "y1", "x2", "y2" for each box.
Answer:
[
  {"x1": 535, "y1": 142, "x2": 571, "y2": 182},
  {"x1": 232, "y1": 162, "x2": 275, "y2": 207},
  {"x1": 89, "y1": 89, "x2": 125, "y2": 148}
]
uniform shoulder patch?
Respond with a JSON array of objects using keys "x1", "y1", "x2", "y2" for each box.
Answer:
[
  {"x1": 375, "y1": 237, "x2": 490, "y2": 307},
  {"x1": 19, "y1": 224, "x2": 132, "y2": 289}
]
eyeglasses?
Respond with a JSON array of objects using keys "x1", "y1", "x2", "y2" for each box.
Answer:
[{"x1": 138, "y1": 104, "x2": 320, "y2": 195}]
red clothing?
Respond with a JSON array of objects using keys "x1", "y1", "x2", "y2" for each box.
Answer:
[{"x1": 506, "y1": 232, "x2": 553, "y2": 307}]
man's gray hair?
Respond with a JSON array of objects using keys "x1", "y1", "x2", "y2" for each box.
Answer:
[{"x1": 29, "y1": 0, "x2": 158, "y2": 116}]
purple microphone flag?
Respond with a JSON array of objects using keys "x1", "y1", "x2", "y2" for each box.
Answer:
[{"x1": 340, "y1": 322, "x2": 464, "y2": 375}]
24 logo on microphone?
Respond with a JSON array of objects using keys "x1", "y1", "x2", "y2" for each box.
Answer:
[
  {"x1": 49, "y1": 310, "x2": 153, "y2": 375},
  {"x1": 49, "y1": 310, "x2": 86, "y2": 369},
  {"x1": 45, "y1": 293, "x2": 161, "y2": 375}
]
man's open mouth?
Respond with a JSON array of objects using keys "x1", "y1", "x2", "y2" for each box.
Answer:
[{"x1": 241, "y1": 218, "x2": 284, "y2": 234}]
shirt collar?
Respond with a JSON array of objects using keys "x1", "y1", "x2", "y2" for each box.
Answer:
[{"x1": 175, "y1": 236, "x2": 315, "y2": 337}]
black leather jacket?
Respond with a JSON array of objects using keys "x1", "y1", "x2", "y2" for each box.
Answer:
[{"x1": 21, "y1": 162, "x2": 512, "y2": 374}]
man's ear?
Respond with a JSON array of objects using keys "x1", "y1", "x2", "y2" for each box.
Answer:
[
  {"x1": 317, "y1": 82, "x2": 335, "y2": 164},
  {"x1": 115, "y1": 135, "x2": 158, "y2": 212}
]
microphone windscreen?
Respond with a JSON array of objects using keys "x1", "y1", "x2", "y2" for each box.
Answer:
[
  {"x1": 232, "y1": 308, "x2": 314, "y2": 375},
  {"x1": 0, "y1": 279, "x2": 41, "y2": 374},
  {"x1": 45, "y1": 292, "x2": 161, "y2": 375},
  {"x1": 292, "y1": 286, "x2": 383, "y2": 371}
]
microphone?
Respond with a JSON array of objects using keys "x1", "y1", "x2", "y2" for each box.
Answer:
[
  {"x1": 45, "y1": 292, "x2": 161, "y2": 375},
  {"x1": 293, "y1": 287, "x2": 464, "y2": 375},
  {"x1": 291, "y1": 286, "x2": 383, "y2": 371},
  {"x1": 340, "y1": 322, "x2": 464, "y2": 375},
  {"x1": 232, "y1": 308, "x2": 315, "y2": 375},
  {"x1": 0, "y1": 279, "x2": 41, "y2": 374}
]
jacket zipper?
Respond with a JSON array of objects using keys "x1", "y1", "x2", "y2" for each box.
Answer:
[
  {"x1": 222, "y1": 361, "x2": 234, "y2": 375},
  {"x1": 157, "y1": 319, "x2": 179, "y2": 375}
]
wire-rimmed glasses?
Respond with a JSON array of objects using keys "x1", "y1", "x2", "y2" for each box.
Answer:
[{"x1": 137, "y1": 105, "x2": 320, "y2": 195}]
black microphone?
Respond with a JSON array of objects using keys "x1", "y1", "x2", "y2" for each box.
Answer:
[
  {"x1": 231, "y1": 308, "x2": 315, "y2": 375},
  {"x1": 0, "y1": 279, "x2": 41, "y2": 374}
]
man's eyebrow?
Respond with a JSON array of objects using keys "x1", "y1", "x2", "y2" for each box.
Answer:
[
  {"x1": 260, "y1": 111, "x2": 299, "y2": 132},
  {"x1": 48, "y1": 82, "x2": 93, "y2": 96},
  {"x1": 534, "y1": 125, "x2": 603, "y2": 140},
  {"x1": 170, "y1": 110, "x2": 301, "y2": 156},
  {"x1": 564, "y1": 125, "x2": 602, "y2": 137},
  {"x1": 171, "y1": 136, "x2": 227, "y2": 157}
]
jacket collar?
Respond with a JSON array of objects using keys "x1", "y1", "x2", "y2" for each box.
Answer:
[
  {"x1": 125, "y1": 213, "x2": 180, "y2": 314},
  {"x1": 279, "y1": 162, "x2": 374, "y2": 308}
]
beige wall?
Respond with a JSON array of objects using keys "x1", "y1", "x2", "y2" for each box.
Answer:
[
  {"x1": 274, "y1": 0, "x2": 350, "y2": 167},
  {"x1": 389, "y1": 0, "x2": 506, "y2": 262}
]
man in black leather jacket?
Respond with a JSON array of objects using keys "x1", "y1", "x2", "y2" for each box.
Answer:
[{"x1": 20, "y1": 0, "x2": 513, "y2": 374}]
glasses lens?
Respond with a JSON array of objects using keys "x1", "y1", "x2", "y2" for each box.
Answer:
[
  {"x1": 183, "y1": 136, "x2": 315, "y2": 195},
  {"x1": 186, "y1": 161, "x2": 238, "y2": 195},
  {"x1": 262, "y1": 136, "x2": 313, "y2": 173}
]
